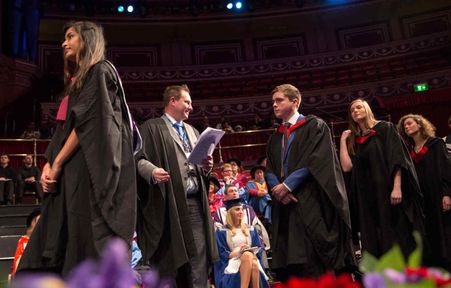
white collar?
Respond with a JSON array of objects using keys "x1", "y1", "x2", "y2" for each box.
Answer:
[
  {"x1": 165, "y1": 113, "x2": 183, "y2": 126},
  {"x1": 286, "y1": 111, "x2": 300, "y2": 126}
]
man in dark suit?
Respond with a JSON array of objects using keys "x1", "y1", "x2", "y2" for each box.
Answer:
[
  {"x1": 136, "y1": 84, "x2": 218, "y2": 288},
  {"x1": 16, "y1": 154, "x2": 42, "y2": 204},
  {"x1": 0, "y1": 154, "x2": 16, "y2": 205}
]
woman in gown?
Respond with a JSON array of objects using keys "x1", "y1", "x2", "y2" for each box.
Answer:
[
  {"x1": 339, "y1": 99, "x2": 425, "y2": 258},
  {"x1": 214, "y1": 198, "x2": 269, "y2": 288},
  {"x1": 398, "y1": 114, "x2": 451, "y2": 270},
  {"x1": 18, "y1": 21, "x2": 138, "y2": 276}
]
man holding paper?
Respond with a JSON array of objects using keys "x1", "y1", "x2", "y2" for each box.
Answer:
[{"x1": 136, "y1": 84, "x2": 218, "y2": 288}]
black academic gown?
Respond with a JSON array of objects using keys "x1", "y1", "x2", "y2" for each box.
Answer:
[
  {"x1": 410, "y1": 137, "x2": 451, "y2": 270},
  {"x1": 266, "y1": 115, "x2": 354, "y2": 276},
  {"x1": 350, "y1": 121, "x2": 425, "y2": 258},
  {"x1": 136, "y1": 118, "x2": 218, "y2": 278},
  {"x1": 18, "y1": 61, "x2": 137, "y2": 276}
]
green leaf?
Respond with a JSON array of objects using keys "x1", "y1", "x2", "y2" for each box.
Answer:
[
  {"x1": 360, "y1": 251, "x2": 379, "y2": 273},
  {"x1": 375, "y1": 245, "x2": 405, "y2": 272},
  {"x1": 408, "y1": 231, "x2": 423, "y2": 268}
]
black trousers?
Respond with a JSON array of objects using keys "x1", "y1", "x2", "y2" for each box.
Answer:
[
  {"x1": 0, "y1": 180, "x2": 14, "y2": 204},
  {"x1": 17, "y1": 180, "x2": 43, "y2": 201},
  {"x1": 176, "y1": 198, "x2": 208, "y2": 288}
]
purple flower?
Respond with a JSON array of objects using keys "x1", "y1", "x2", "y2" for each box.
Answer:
[
  {"x1": 67, "y1": 260, "x2": 102, "y2": 288},
  {"x1": 98, "y1": 238, "x2": 136, "y2": 288},
  {"x1": 363, "y1": 272, "x2": 386, "y2": 288},
  {"x1": 67, "y1": 238, "x2": 135, "y2": 288},
  {"x1": 384, "y1": 269, "x2": 407, "y2": 284},
  {"x1": 142, "y1": 269, "x2": 160, "y2": 288}
]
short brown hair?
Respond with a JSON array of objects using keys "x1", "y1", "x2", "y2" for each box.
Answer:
[
  {"x1": 272, "y1": 84, "x2": 301, "y2": 108},
  {"x1": 163, "y1": 84, "x2": 190, "y2": 107}
]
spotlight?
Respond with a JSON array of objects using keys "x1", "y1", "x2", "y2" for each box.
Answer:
[
  {"x1": 127, "y1": 5, "x2": 134, "y2": 12},
  {"x1": 117, "y1": 5, "x2": 124, "y2": 12},
  {"x1": 235, "y1": 1, "x2": 242, "y2": 9},
  {"x1": 226, "y1": 2, "x2": 233, "y2": 9}
]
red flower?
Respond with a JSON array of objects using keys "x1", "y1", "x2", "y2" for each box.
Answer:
[
  {"x1": 335, "y1": 273, "x2": 362, "y2": 288},
  {"x1": 280, "y1": 273, "x2": 360, "y2": 288},
  {"x1": 286, "y1": 277, "x2": 317, "y2": 288},
  {"x1": 318, "y1": 273, "x2": 336, "y2": 288}
]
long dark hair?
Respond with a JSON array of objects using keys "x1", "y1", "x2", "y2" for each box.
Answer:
[{"x1": 63, "y1": 21, "x2": 105, "y2": 96}]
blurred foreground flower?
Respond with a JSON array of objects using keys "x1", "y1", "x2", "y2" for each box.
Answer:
[
  {"x1": 360, "y1": 232, "x2": 451, "y2": 288},
  {"x1": 12, "y1": 238, "x2": 173, "y2": 288}
]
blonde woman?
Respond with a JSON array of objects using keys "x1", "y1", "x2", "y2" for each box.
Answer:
[
  {"x1": 214, "y1": 198, "x2": 268, "y2": 288},
  {"x1": 398, "y1": 114, "x2": 451, "y2": 270},
  {"x1": 339, "y1": 99, "x2": 425, "y2": 258},
  {"x1": 18, "y1": 21, "x2": 138, "y2": 275}
]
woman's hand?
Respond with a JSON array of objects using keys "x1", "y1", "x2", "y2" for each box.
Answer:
[
  {"x1": 41, "y1": 163, "x2": 57, "y2": 193},
  {"x1": 390, "y1": 187, "x2": 402, "y2": 205},
  {"x1": 240, "y1": 244, "x2": 250, "y2": 252},
  {"x1": 47, "y1": 161, "x2": 62, "y2": 181},
  {"x1": 443, "y1": 196, "x2": 451, "y2": 211},
  {"x1": 341, "y1": 130, "x2": 352, "y2": 142}
]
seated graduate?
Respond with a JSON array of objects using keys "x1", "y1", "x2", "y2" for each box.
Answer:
[
  {"x1": 216, "y1": 163, "x2": 247, "y2": 200},
  {"x1": 208, "y1": 176, "x2": 223, "y2": 217},
  {"x1": 214, "y1": 197, "x2": 269, "y2": 288},
  {"x1": 244, "y1": 166, "x2": 272, "y2": 224}
]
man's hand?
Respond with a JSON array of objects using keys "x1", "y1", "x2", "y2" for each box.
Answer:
[
  {"x1": 25, "y1": 176, "x2": 36, "y2": 183},
  {"x1": 272, "y1": 183, "x2": 289, "y2": 201},
  {"x1": 201, "y1": 155, "x2": 213, "y2": 171},
  {"x1": 152, "y1": 168, "x2": 170, "y2": 183},
  {"x1": 280, "y1": 193, "x2": 298, "y2": 205}
]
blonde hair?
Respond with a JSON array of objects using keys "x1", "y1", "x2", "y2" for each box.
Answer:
[
  {"x1": 221, "y1": 163, "x2": 232, "y2": 171},
  {"x1": 347, "y1": 99, "x2": 378, "y2": 155},
  {"x1": 225, "y1": 208, "x2": 249, "y2": 237},
  {"x1": 397, "y1": 114, "x2": 436, "y2": 145},
  {"x1": 272, "y1": 84, "x2": 301, "y2": 108},
  {"x1": 63, "y1": 21, "x2": 105, "y2": 96}
]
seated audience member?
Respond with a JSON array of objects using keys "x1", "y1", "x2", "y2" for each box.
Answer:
[
  {"x1": 213, "y1": 185, "x2": 270, "y2": 254},
  {"x1": 208, "y1": 176, "x2": 223, "y2": 216},
  {"x1": 16, "y1": 154, "x2": 42, "y2": 204},
  {"x1": 245, "y1": 166, "x2": 272, "y2": 224},
  {"x1": 214, "y1": 197, "x2": 269, "y2": 288},
  {"x1": 256, "y1": 156, "x2": 267, "y2": 168},
  {"x1": 444, "y1": 116, "x2": 451, "y2": 154},
  {"x1": 216, "y1": 116, "x2": 225, "y2": 129},
  {"x1": 20, "y1": 122, "x2": 41, "y2": 139},
  {"x1": 11, "y1": 208, "x2": 41, "y2": 277},
  {"x1": 222, "y1": 121, "x2": 234, "y2": 133},
  {"x1": 234, "y1": 125, "x2": 244, "y2": 132},
  {"x1": 269, "y1": 115, "x2": 280, "y2": 129},
  {"x1": 227, "y1": 158, "x2": 248, "y2": 188},
  {"x1": 200, "y1": 115, "x2": 211, "y2": 132},
  {"x1": 0, "y1": 154, "x2": 16, "y2": 205},
  {"x1": 249, "y1": 114, "x2": 267, "y2": 130},
  {"x1": 217, "y1": 163, "x2": 247, "y2": 199}
]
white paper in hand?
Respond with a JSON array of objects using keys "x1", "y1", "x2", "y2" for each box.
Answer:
[{"x1": 187, "y1": 127, "x2": 225, "y2": 165}]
